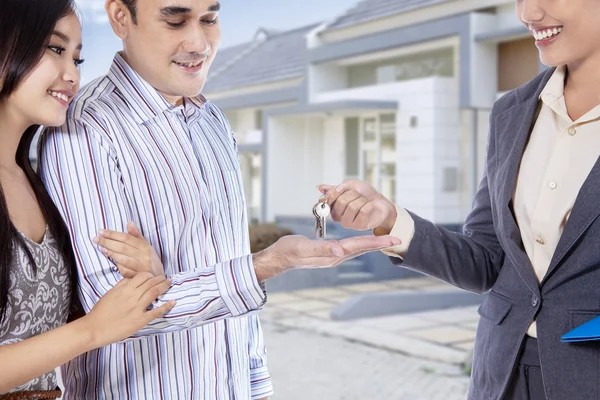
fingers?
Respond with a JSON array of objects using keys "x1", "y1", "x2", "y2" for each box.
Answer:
[
  {"x1": 354, "y1": 203, "x2": 378, "y2": 230},
  {"x1": 127, "y1": 221, "x2": 143, "y2": 239},
  {"x1": 285, "y1": 234, "x2": 400, "y2": 270},
  {"x1": 316, "y1": 184, "x2": 335, "y2": 193},
  {"x1": 146, "y1": 300, "x2": 176, "y2": 321},
  {"x1": 95, "y1": 228, "x2": 145, "y2": 252},
  {"x1": 329, "y1": 189, "x2": 362, "y2": 223},
  {"x1": 297, "y1": 234, "x2": 399, "y2": 261},
  {"x1": 317, "y1": 183, "x2": 346, "y2": 206},
  {"x1": 94, "y1": 235, "x2": 140, "y2": 260},
  {"x1": 340, "y1": 197, "x2": 369, "y2": 228},
  {"x1": 94, "y1": 227, "x2": 154, "y2": 273},
  {"x1": 296, "y1": 237, "x2": 344, "y2": 258},
  {"x1": 338, "y1": 235, "x2": 401, "y2": 254},
  {"x1": 137, "y1": 275, "x2": 168, "y2": 294},
  {"x1": 100, "y1": 248, "x2": 145, "y2": 271},
  {"x1": 139, "y1": 277, "x2": 172, "y2": 305},
  {"x1": 130, "y1": 272, "x2": 155, "y2": 288}
]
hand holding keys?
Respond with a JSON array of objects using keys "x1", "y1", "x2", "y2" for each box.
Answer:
[{"x1": 251, "y1": 188, "x2": 402, "y2": 282}]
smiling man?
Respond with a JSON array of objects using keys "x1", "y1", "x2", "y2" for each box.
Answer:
[{"x1": 36, "y1": 0, "x2": 401, "y2": 399}]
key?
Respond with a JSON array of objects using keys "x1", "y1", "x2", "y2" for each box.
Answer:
[
  {"x1": 313, "y1": 201, "x2": 330, "y2": 239},
  {"x1": 313, "y1": 205, "x2": 322, "y2": 239}
]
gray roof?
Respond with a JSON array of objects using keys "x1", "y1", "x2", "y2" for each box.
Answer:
[
  {"x1": 204, "y1": 24, "x2": 319, "y2": 94},
  {"x1": 324, "y1": 0, "x2": 454, "y2": 32}
]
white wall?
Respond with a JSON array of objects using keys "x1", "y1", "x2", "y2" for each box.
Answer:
[
  {"x1": 266, "y1": 116, "x2": 326, "y2": 221},
  {"x1": 322, "y1": 117, "x2": 346, "y2": 186},
  {"x1": 308, "y1": 64, "x2": 348, "y2": 103},
  {"x1": 496, "y1": 3, "x2": 522, "y2": 30},
  {"x1": 226, "y1": 108, "x2": 260, "y2": 144}
]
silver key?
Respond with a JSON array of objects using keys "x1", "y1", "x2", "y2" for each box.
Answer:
[{"x1": 313, "y1": 202, "x2": 330, "y2": 239}]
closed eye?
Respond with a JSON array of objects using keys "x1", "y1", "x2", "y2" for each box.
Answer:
[{"x1": 167, "y1": 21, "x2": 185, "y2": 28}]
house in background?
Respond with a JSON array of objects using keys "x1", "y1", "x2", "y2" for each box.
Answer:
[
  {"x1": 205, "y1": 0, "x2": 542, "y2": 227},
  {"x1": 203, "y1": 0, "x2": 543, "y2": 289}
]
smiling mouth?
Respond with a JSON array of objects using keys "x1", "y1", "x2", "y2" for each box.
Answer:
[
  {"x1": 47, "y1": 90, "x2": 69, "y2": 102},
  {"x1": 532, "y1": 26, "x2": 563, "y2": 41},
  {"x1": 173, "y1": 60, "x2": 203, "y2": 68}
]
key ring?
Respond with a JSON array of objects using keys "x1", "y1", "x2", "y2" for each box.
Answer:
[{"x1": 319, "y1": 190, "x2": 328, "y2": 205}]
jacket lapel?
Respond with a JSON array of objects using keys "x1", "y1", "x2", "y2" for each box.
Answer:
[
  {"x1": 496, "y1": 95, "x2": 543, "y2": 292},
  {"x1": 492, "y1": 68, "x2": 555, "y2": 291}
]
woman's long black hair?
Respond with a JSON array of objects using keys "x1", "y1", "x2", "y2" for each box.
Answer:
[{"x1": 0, "y1": 0, "x2": 79, "y2": 323}]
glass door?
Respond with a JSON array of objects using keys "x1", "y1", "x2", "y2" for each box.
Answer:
[{"x1": 357, "y1": 114, "x2": 397, "y2": 203}]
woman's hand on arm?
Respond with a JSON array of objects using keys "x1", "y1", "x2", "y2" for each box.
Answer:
[{"x1": 0, "y1": 273, "x2": 174, "y2": 393}]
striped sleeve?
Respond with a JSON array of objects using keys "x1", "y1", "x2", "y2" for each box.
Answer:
[
  {"x1": 38, "y1": 120, "x2": 266, "y2": 338},
  {"x1": 248, "y1": 315, "x2": 274, "y2": 399}
]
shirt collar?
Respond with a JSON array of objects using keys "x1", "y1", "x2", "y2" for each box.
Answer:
[
  {"x1": 539, "y1": 65, "x2": 600, "y2": 124},
  {"x1": 539, "y1": 65, "x2": 566, "y2": 105},
  {"x1": 107, "y1": 52, "x2": 206, "y2": 125}
]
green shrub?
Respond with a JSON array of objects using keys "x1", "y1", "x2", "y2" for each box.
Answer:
[{"x1": 249, "y1": 224, "x2": 294, "y2": 253}]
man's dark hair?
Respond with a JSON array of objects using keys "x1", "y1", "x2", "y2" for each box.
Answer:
[{"x1": 122, "y1": 0, "x2": 138, "y2": 23}]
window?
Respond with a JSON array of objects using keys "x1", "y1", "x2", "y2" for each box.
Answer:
[
  {"x1": 347, "y1": 48, "x2": 454, "y2": 88},
  {"x1": 345, "y1": 114, "x2": 397, "y2": 203}
]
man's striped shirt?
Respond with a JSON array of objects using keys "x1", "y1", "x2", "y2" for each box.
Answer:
[{"x1": 39, "y1": 53, "x2": 272, "y2": 400}]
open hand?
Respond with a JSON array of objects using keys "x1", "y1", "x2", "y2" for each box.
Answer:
[{"x1": 253, "y1": 234, "x2": 401, "y2": 281}]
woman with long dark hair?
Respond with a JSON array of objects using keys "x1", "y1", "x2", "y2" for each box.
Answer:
[{"x1": 0, "y1": 1, "x2": 175, "y2": 398}]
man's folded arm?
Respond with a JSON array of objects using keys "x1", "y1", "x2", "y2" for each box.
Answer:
[{"x1": 38, "y1": 120, "x2": 266, "y2": 339}]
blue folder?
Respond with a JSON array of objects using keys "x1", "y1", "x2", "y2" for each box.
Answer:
[{"x1": 561, "y1": 316, "x2": 600, "y2": 342}]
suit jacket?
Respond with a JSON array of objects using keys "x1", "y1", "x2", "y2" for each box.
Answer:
[{"x1": 395, "y1": 67, "x2": 600, "y2": 399}]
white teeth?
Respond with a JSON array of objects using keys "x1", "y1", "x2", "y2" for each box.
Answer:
[
  {"x1": 533, "y1": 27, "x2": 562, "y2": 41},
  {"x1": 49, "y1": 91, "x2": 68, "y2": 102}
]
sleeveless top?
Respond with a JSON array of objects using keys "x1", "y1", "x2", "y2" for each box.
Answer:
[{"x1": 0, "y1": 227, "x2": 71, "y2": 393}]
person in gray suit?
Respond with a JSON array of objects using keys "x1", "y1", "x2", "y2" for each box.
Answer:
[{"x1": 318, "y1": 1, "x2": 600, "y2": 399}]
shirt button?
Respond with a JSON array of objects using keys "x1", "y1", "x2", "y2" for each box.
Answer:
[
  {"x1": 531, "y1": 296, "x2": 539, "y2": 307},
  {"x1": 536, "y1": 238, "x2": 545, "y2": 245},
  {"x1": 214, "y1": 215, "x2": 221, "y2": 223},
  {"x1": 568, "y1": 127, "x2": 577, "y2": 136},
  {"x1": 548, "y1": 181, "x2": 557, "y2": 189}
]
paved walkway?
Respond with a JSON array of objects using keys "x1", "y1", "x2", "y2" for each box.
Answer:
[
  {"x1": 264, "y1": 321, "x2": 471, "y2": 399},
  {"x1": 262, "y1": 277, "x2": 480, "y2": 365}
]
